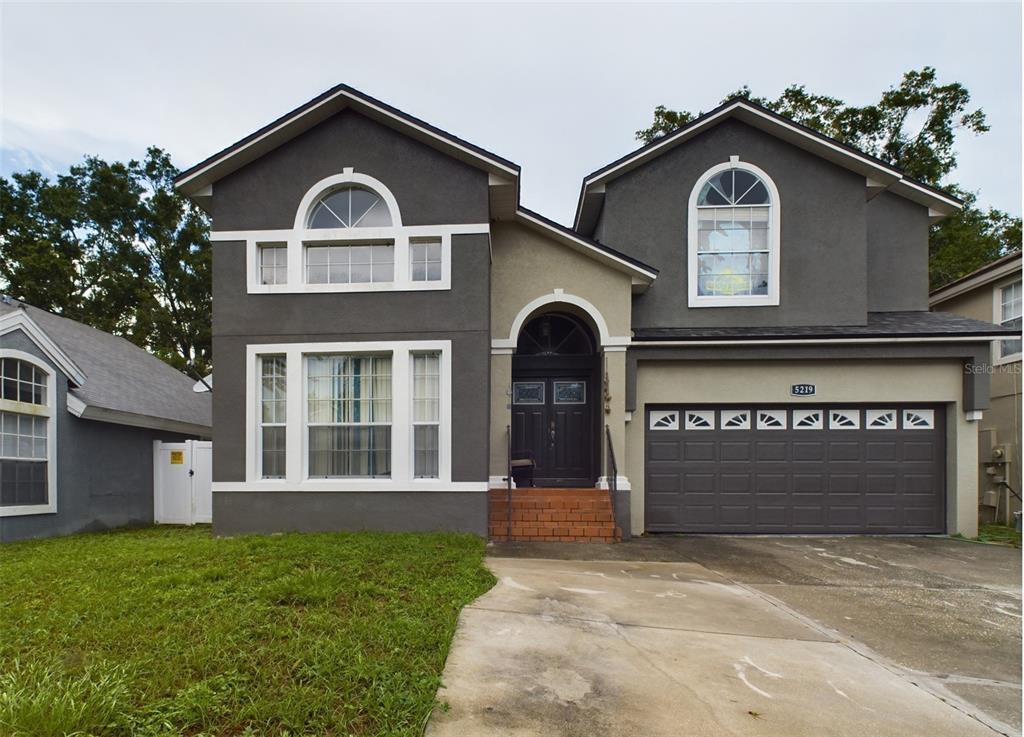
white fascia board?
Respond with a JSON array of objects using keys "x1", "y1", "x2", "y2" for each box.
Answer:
[
  {"x1": 0, "y1": 311, "x2": 87, "y2": 386},
  {"x1": 576, "y1": 100, "x2": 961, "y2": 224},
  {"x1": 930, "y1": 257, "x2": 1024, "y2": 306},
  {"x1": 513, "y1": 210, "x2": 657, "y2": 282},
  {"x1": 67, "y1": 396, "x2": 211, "y2": 438},
  {"x1": 176, "y1": 89, "x2": 518, "y2": 194}
]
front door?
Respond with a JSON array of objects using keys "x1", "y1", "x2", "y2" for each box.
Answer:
[
  {"x1": 512, "y1": 376, "x2": 595, "y2": 486},
  {"x1": 510, "y1": 312, "x2": 600, "y2": 488}
]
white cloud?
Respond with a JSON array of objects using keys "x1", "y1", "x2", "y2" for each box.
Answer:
[{"x1": 1, "y1": 1, "x2": 1019, "y2": 220}]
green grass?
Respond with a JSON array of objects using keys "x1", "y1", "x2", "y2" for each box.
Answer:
[
  {"x1": 0, "y1": 526, "x2": 495, "y2": 737},
  {"x1": 977, "y1": 523, "x2": 1022, "y2": 548}
]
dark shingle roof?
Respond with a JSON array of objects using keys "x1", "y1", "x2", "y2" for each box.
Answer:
[
  {"x1": 0, "y1": 300, "x2": 211, "y2": 430},
  {"x1": 632, "y1": 311, "x2": 1016, "y2": 342}
]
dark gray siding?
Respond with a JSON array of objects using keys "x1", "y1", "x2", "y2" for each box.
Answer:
[
  {"x1": 866, "y1": 191, "x2": 931, "y2": 311},
  {"x1": 1, "y1": 328, "x2": 194, "y2": 543},
  {"x1": 208, "y1": 107, "x2": 494, "y2": 527},
  {"x1": 212, "y1": 233, "x2": 491, "y2": 484},
  {"x1": 598, "y1": 119, "x2": 868, "y2": 328},
  {"x1": 211, "y1": 109, "x2": 489, "y2": 231},
  {"x1": 213, "y1": 492, "x2": 487, "y2": 536}
]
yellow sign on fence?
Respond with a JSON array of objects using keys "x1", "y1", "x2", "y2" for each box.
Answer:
[{"x1": 170, "y1": 450, "x2": 185, "y2": 465}]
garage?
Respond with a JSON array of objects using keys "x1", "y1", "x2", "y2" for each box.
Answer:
[{"x1": 644, "y1": 404, "x2": 946, "y2": 534}]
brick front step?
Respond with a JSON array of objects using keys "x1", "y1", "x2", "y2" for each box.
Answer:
[{"x1": 488, "y1": 488, "x2": 620, "y2": 543}]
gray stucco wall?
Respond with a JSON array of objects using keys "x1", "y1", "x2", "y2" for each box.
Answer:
[
  {"x1": 212, "y1": 232, "x2": 491, "y2": 484},
  {"x1": 1, "y1": 328, "x2": 195, "y2": 543},
  {"x1": 866, "y1": 191, "x2": 931, "y2": 311},
  {"x1": 208, "y1": 108, "x2": 493, "y2": 535},
  {"x1": 597, "y1": 118, "x2": 869, "y2": 328},
  {"x1": 213, "y1": 491, "x2": 488, "y2": 536},
  {"x1": 211, "y1": 109, "x2": 489, "y2": 231}
]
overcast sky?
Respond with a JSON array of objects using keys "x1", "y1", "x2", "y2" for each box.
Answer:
[{"x1": 2, "y1": 2, "x2": 1020, "y2": 224}]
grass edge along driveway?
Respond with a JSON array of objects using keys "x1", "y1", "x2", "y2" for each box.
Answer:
[{"x1": 0, "y1": 526, "x2": 495, "y2": 737}]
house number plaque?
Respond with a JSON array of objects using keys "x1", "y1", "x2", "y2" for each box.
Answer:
[{"x1": 790, "y1": 384, "x2": 816, "y2": 397}]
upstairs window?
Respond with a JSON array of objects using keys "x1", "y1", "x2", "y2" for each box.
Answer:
[
  {"x1": 998, "y1": 280, "x2": 1022, "y2": 362},
  {"x1": 308, "y1": 186, "x2": 393, "y2": 229},
  {"x1": 688, "y1": 160, "x2": 780, "y2": 308}
]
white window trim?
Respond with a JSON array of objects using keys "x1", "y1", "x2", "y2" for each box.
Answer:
[
  {"x1": 0, "y1": 349, "x2": 57, "y2": 517},
  {"x1": 993, "y1": 278, "x2": 1022, "y2": 365},
  {"x1": 239, "y1": 340, "x2": 466, "y2": 492},
  {"x1": 211, "y1": 169, "x2": 487, "y2": 295},
  {"x1": 687, "y1": 157, "x2": 781, "y2": 308}
]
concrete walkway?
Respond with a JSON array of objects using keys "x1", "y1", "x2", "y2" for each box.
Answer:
[{"x1": 427, "y1": 554, "x2": 1009, "y2": 737}]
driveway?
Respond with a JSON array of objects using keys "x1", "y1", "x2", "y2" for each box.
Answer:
[{"x1": 427, "y1": 537, "x2": 1020, "y2": 737}]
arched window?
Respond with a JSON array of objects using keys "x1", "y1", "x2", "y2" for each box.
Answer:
[
  {"x1": 307, "y1": 186, "x2": 393, "y2": 229},
  {"x1": 688, "y1": 160, "x2": 780, "y2": 307}
]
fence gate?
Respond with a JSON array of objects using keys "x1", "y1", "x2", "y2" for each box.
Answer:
[{"x1": 154, "y1": 440, "x2": 213, "y2": 525}]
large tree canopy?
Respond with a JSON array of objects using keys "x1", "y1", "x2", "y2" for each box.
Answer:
[
  {"x1": 0, "y1": 148, "x2": 211, "y2": 375},
  {"x1": 636, "y1": 67, "x2": 1021, "y2": 288}
]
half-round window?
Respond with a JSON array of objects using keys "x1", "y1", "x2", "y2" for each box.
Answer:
[
  {"x1": 690, "y1": 163, "x2": 778, "y2": 305},
  {"x1": 308, "y1": 187, "x2": 393, "y2": 229}
]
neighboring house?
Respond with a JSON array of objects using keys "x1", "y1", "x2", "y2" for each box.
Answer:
[
  {"x1": 175, "y1": 85, "x2": 1014, "y2": 540},
  {"x1": 0, "y1": 299, "x2": 212, "y2": 542},
  {"x1": 930, "y1": 251, "x2": 1023, "y2": 524}
]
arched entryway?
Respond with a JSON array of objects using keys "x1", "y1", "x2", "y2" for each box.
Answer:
[{"x1": 511, "y1": 312, "x2": 600, "y2": 487}]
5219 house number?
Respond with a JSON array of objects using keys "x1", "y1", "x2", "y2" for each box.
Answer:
[{"x1": 791, "y1": 384, "x2": 816, "y2": 396}]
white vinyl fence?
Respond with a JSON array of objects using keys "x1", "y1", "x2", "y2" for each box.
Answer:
[{"x1": 153, "y1": 440, "x2": 212, "y2": 525}]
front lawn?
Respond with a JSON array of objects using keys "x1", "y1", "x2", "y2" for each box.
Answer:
[{"x1": 0, "y1": 527, "x2": 494, "y2": 736}]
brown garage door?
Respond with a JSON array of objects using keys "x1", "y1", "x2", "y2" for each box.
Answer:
[{"x1": 645, "y1": 405, "x2": 945, "y2": 534}]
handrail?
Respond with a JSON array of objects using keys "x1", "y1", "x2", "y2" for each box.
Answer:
[
  {"x1": 605, "y1": 425, "x2": 618, "y2": 536},
  {"x1": 506, "y1": 424, "x2": 513, "y2": 541}
]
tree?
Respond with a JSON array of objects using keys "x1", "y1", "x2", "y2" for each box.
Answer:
[
  {"x1": 635, "y1": 67, "x2": 1020, "y2": 288},
  {"x1": 0, "y1": 148, "x2": 211, "y2": 375}
]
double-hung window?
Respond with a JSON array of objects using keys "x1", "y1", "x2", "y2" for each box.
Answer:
[
  {"x1": 259, "y1": 355, "x2": 287, "y2": 478},
  {"x1": 998, "y1": 280, "x2": 1022, "y2": 362},
  {"x1": 0, "y1": 355, "x2": 53, "y2": 514},
  {"x1": 412, "y1": 352, "x2": 440, "y2": 478},
  {"x1": 307, "y1": 354, "x2": 392, "y2": 478}
]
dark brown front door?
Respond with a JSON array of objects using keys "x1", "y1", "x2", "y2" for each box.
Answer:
[
  {"x1": 511, "y1": 312, "x2": 600, "y2": 488},
  {"x1": 512, "y1": 375, "x2": 595, "y2": 487}
]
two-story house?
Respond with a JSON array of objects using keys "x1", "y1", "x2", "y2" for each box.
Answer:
[{"x1": 175, "y1": 85, "x2": 1013, "y2": 540}]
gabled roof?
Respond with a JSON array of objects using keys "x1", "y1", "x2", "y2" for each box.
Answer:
[
  {"x1": 0, "y1": 299, "x2": 211, "y2": 436},
  {"x1": 514, "y1": 207, "x2": 658, "y2": 288},
  {"x1": 574, "y1": 97, "x2": 963, "y2": 236},
  {"x1": 174, "y1": 84, "x2": 521, "y2": 214},
  {"x1": 929, "y1": 251, "x2": 1023, "y2": 306}
]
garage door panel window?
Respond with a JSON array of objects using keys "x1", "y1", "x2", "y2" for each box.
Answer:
[
  {"x1": 649, "y1": 410, "x2": 679, "y2": 430},
  {"x1": 685, "y1": 410, "x2": 715, "y2": 430},
  {"x1": 866, "y1": 409, "x2": 897, "y2": 430},
  {"x1": 829, "y1": 410, "x2": 860, "y2": 430},
  {"x1": 902, "y1": 410, "x2": 935, "y2": 430},
  {"x1": 721, "y1": 410, "x2": 750, "y2": 430},
  {"x1": 792, "y1": 410, "x2": 823, "y2": 430},
  {"x1": 757, "y1": 410, "x2": 787, "y2": 430}
]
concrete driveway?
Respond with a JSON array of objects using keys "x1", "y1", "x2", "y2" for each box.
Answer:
[{"x1": 427, "y1": 537, "x2": 1020, "y2": 737}]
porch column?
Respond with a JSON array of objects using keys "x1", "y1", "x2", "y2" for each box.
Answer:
[
  {"x1": 602, "y1": 347, "x2": 631, "y2": 538},
  {"x1": 489, "y1": 350, "x2": 513, "y2": 486}
]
